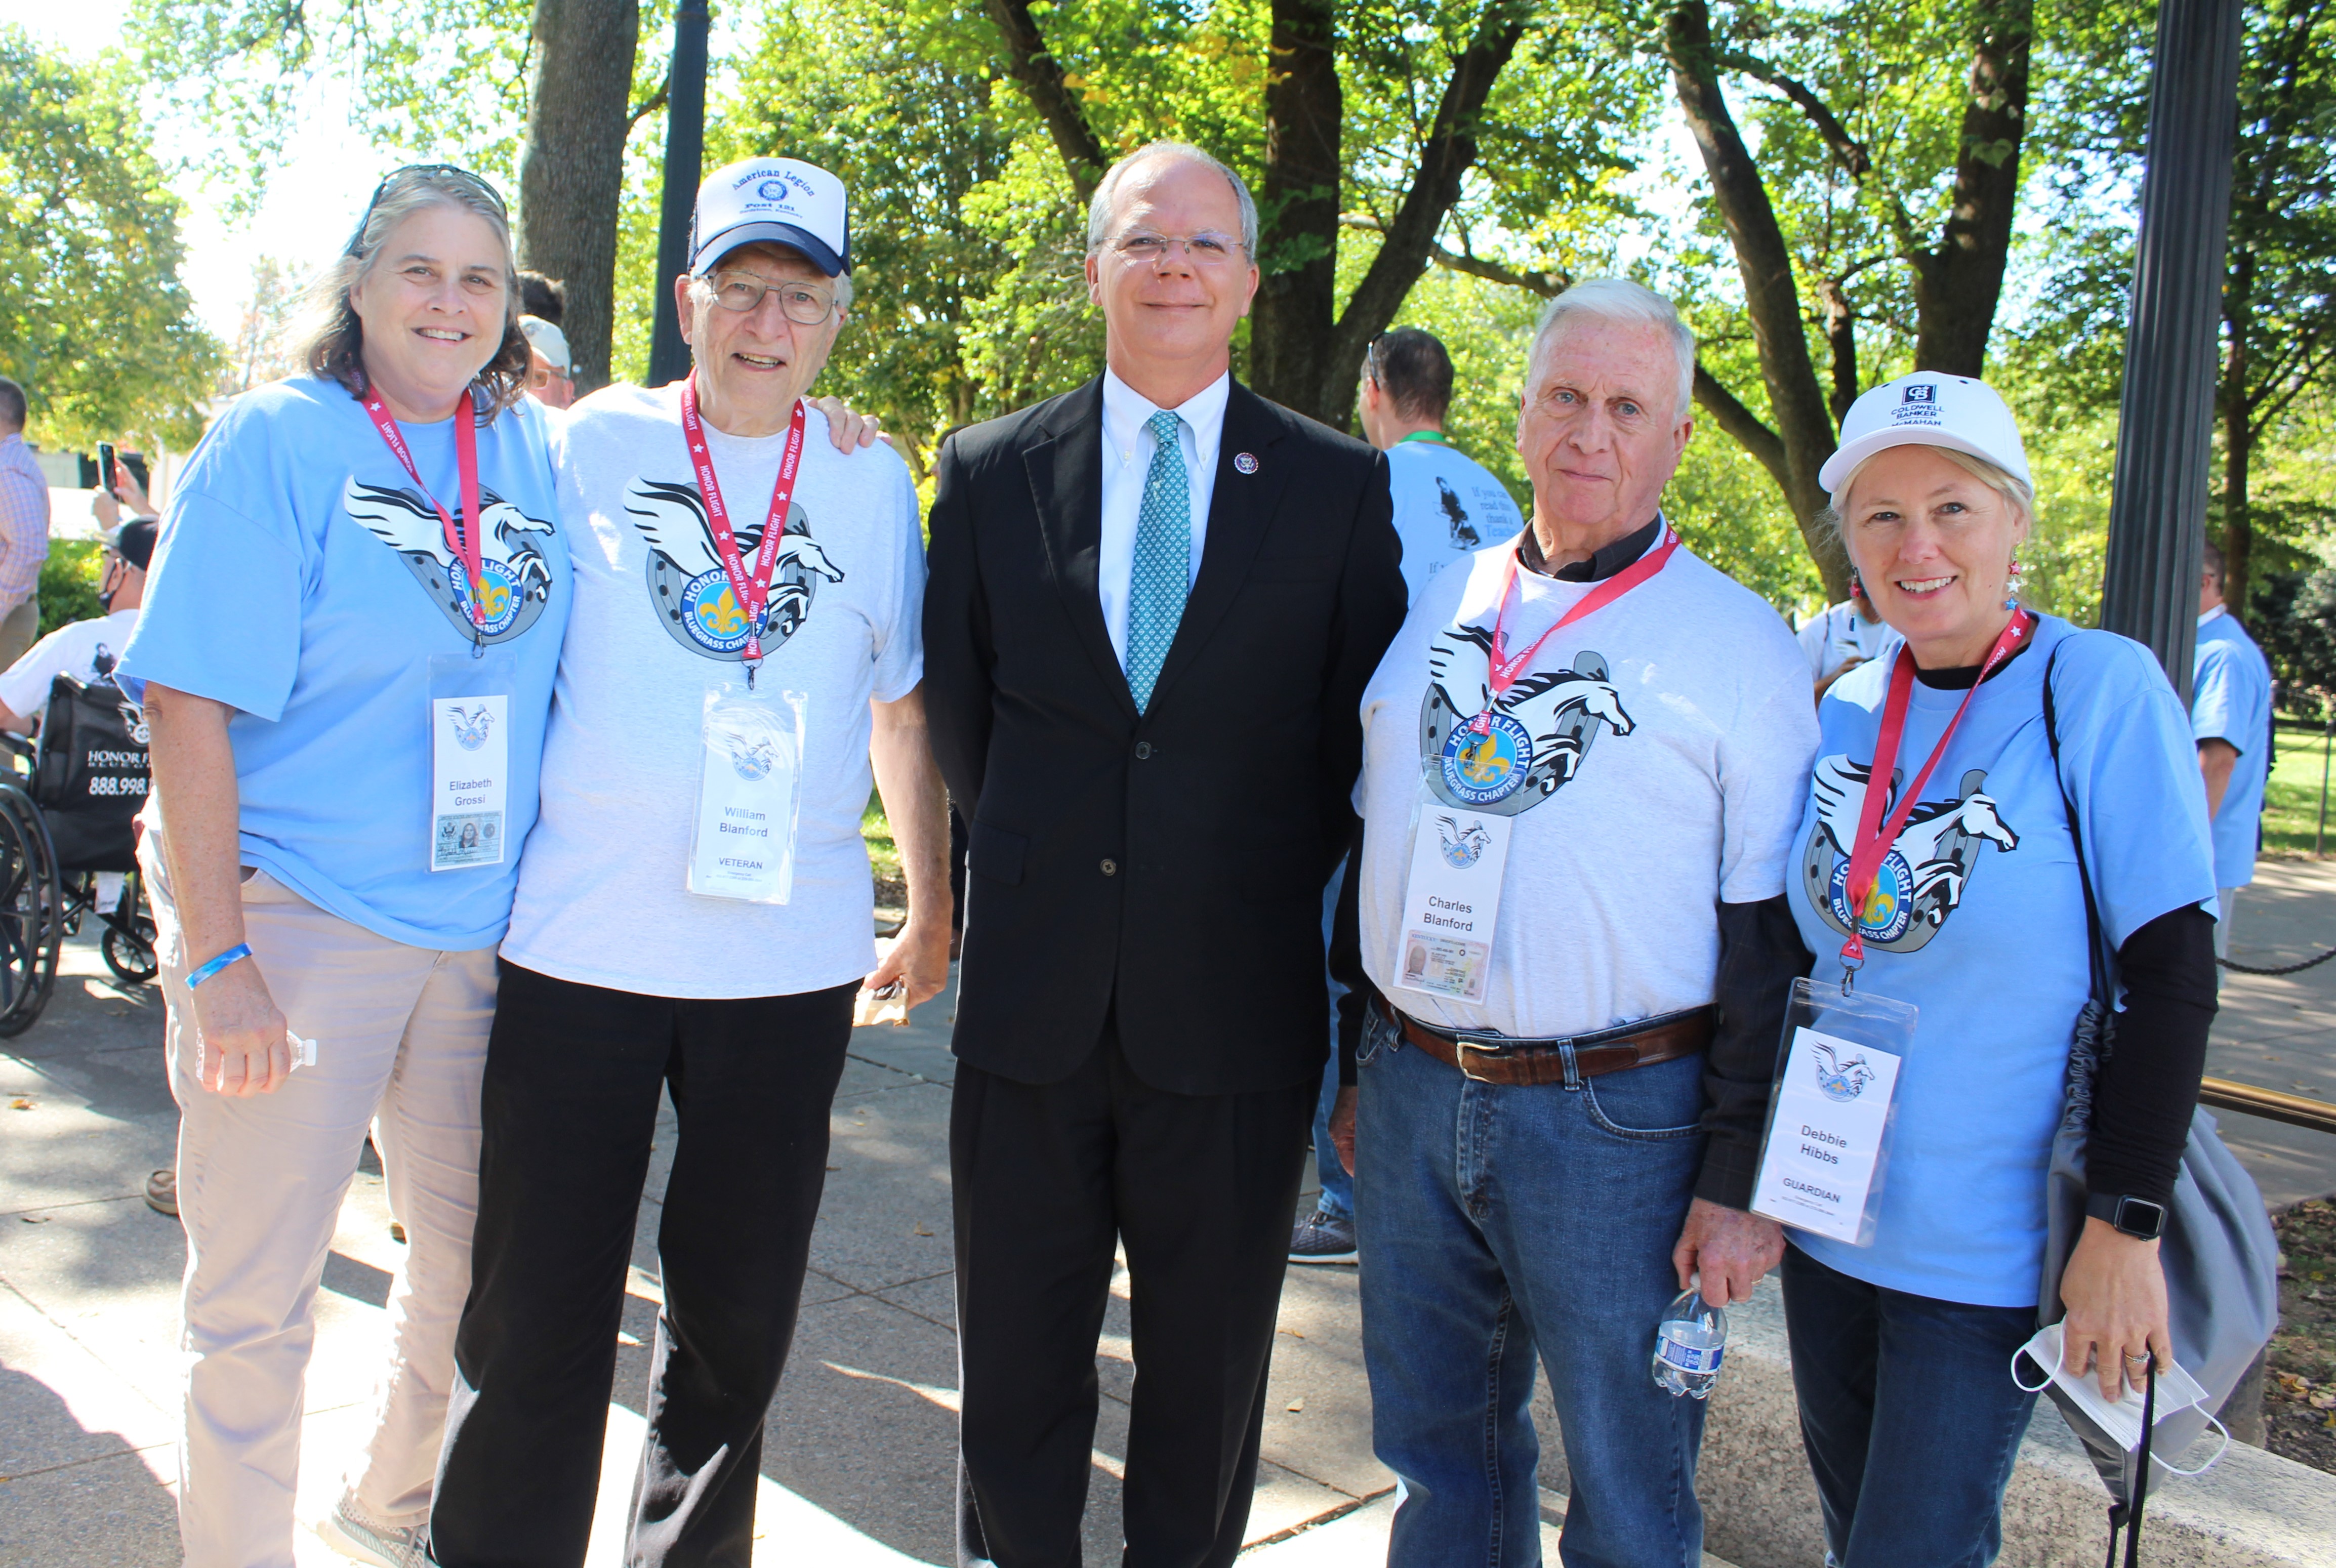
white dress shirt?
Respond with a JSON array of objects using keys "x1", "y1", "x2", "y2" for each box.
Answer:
[{"x1": 1097, "y1": 367, "x2": 1228, "y2": 664}]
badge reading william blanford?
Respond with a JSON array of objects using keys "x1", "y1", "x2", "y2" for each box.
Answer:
[{"x1": 688, "y1": 684, "x2": 806, "y2": 903}]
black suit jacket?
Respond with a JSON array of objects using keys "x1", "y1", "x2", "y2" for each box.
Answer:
[{"x1": 924, "y1": 376, "x2": 1406, "y2": 1095}]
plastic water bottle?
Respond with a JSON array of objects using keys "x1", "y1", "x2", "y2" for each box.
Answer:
[{"x1": 1651, "y1": 1288, "x2": 1727, "y2": 1399}]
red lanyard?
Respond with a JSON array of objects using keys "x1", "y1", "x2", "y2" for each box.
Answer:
[
  {"x1": 1470, "y1": 523, "x2": 1679, "y2": 732},
  {"x1": 362, "y1": 385, "x2": 485, "y2": 632},
  {"x1": 679, "y1": 375, "x2": 807, "y2": 683},
  {"x1": 1838, "y1": 609, "x2": 2036, "y2": 965}
]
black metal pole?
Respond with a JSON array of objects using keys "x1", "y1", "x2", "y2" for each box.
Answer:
[
  {"x1": 2097, "y1": 0, "x2": 2244, "y2": 703},
  {"x1": 647, "y1": 0, "x2": 711, "y2": 388}
]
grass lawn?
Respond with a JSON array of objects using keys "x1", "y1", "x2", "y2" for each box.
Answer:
[
  {"x1": 2266, "y1": 720, "x2": 2336, "y2": 858},
  {"x1": 862, "y1": 792, "x2": 907, "y2": 914}
]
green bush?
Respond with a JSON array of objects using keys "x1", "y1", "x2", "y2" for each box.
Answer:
[{"x1": 38, "y1": 539, "x2": 107, "y2": 638}]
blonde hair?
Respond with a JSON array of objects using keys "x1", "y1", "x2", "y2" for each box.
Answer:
[
  {"x1": 1818, "y1": 444, "x2": 2035, "y2": 559},
  {"x1": 289, "y1": 167, "x2": 531, "y2": 415}
]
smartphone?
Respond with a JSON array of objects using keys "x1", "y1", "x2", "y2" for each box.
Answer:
[{"x1": 97, "y1": 442, "x2": 116, "y2": 496}]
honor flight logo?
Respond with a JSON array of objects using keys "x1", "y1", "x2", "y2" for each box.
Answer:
[
  {"x1": 1801, "y1": 755, "x2": 2019, "y2": 952},
  {"x1": 1417, "y1": 620, "x2": 1636, "y2": 817},
  {"x1": 345, "y1": 480, "x2": 559, "y2": 643},
  {"x1": 622, "y1": 478, "x2": 844, "y2": 661}
]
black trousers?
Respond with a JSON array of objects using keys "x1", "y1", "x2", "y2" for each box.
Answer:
[
  {"x1": 430, "y1": 961, "x2": 856, "y2": 1568},
  {"x1": 952, "y1": 1025, "x2": 1314, "y2": 1568}
]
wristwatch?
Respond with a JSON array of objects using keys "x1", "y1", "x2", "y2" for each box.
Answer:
[{"x1": 2085, "y1": 1192, "x2": 2169, "y2": 1241}]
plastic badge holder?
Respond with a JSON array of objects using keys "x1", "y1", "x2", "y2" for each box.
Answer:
[
  {"x1": 687, "y1": 684, "x2": 806, "y2": 904},
  {"x1": 426, "y1": 649, "x2": 517, "y2": 873},
  {"x1": 1750, "y1": 977, "x2": 1918, "y2": 1248}
]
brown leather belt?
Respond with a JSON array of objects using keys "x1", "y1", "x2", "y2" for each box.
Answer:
[{"x1": 1372, "y1": 993, "x2": 1714, "y2": 1088}]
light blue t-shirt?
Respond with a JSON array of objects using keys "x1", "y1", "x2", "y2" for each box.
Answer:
[
  {"x1": 121, "y1": 378, "x2": 569, "y2": 950},
  {"x1": 2192, "y1": 608, "x2": 2272, "y2": 889},
  {"x1": 1785, "y1": 616, "x2": 2217, "y2": 1307},
  {"x1": 1386, "y1": 437, "x2": 1524, "y2": 602}
]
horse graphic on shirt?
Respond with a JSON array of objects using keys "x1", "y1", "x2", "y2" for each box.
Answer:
[
  {"x1": 1800, "y1": 754, "x2": 2019, "y2": 953},
  {"x1": 344, "y1": 479, "x2": 558, "y2": 643},
  {"x1": 623, "y1": 477, "x2": 844, "y2": 662},
  {"x1": 1419, "y1": 620, "x2": 1635, "y2": 816}
]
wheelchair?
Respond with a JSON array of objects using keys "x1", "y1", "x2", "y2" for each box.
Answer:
[{"x1": 0, "y1": 668, "x2": 159, "y2": 1037}]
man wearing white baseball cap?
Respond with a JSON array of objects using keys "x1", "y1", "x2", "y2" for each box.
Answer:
[
  {"x1": 1771, "y1": 370, "x2": 2224, "y2": 1563},
  {"x1": 430, "y1": 155, "x2": 951, "y2": 1567},
  {"x1": 519, "y1": 314, "x2": 574, "y2": 409}
]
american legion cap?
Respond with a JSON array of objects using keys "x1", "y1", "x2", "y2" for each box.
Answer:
[
  {"x1": 1819, "y1": 372, "x2": 2033, "y2": 499},
  {"x1": 687, "y1": 158, "x2": 851, "y2": 278}
]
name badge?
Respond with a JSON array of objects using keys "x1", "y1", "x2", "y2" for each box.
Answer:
[
  {"x1": 688, "y1": 684, "x2": 805, "y2": 904},
  {"x1": 427, "y1": 650, "x2": 517, "y2": 873},
  {"x1": 1751, "y1": 987, "x2": 1914, "y2": 1246},
  {"x1": 1392, "y1": 802, "x2": 1514, "y2": 1004}
]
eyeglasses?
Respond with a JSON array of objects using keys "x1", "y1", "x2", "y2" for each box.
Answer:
[
  {"x1": 1363, "y1": 332, "x2": 1388, "y2": 386},
  {"x1": 346, "y1": 163, "x2": 509, "y2": 255},
  {"x1": 1112, "y1": 231, "x2": 1247, "y2": 267},
  {"x1": 527, "y1": 363, "x2": 571, "y2": 391},
  {"x1": 703, "y1": 271, "x2": 839, "y2": 325}
]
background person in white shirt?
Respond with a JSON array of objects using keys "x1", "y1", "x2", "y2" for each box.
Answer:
[
  {"x1": 1337, "y1": 278, "x2": 1816, "y2": 1567},
  {"x1": 429, "y1": 156, "x2": 949, "y2": 1568},
  {"x1": 0, "y1": 516, "x2": 151, "y2": 734},
  {"x1": 1796, "y1": 574, "x2": 1896, "y2": 698}
]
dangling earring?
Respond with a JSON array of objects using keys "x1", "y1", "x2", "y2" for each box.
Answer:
[
  {"x1": 2005, "y1": 554, "x2": 2025, "y2": 608},
  {"x1": 1849, "y1": 566, "x2": 1864, "y2": 601}
]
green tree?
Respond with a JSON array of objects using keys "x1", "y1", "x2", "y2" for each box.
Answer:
[{"x1": 0, "y1": 27, "x2": 222, "y2": 449}]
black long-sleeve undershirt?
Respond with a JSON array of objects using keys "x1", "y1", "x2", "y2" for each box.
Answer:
[{"x1": 2089, "y1": 903, "x2": 2219, "y2": 1207}]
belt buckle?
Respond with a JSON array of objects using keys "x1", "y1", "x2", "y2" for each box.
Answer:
[{"x1": 1453, "y1": 1033, "x2": 1512, "y2": 1084}]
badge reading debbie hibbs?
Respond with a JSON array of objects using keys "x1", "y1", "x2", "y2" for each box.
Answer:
[{"x1": 1439, "y1": 713, "x2": 1534, "y2": 807}]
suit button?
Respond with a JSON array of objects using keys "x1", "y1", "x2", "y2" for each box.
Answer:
[
  {"x1": 1135, "y1": 742, "x2": 1153, "y2": 759},
  {"x1": 1100, "y1": 858, "x2": 1119, "y2": 877}
]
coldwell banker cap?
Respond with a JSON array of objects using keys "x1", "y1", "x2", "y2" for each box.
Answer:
[
  {"x1": 688, "y1": 157, "x2": 850, "y2": 278},
  {"x1": 1819, "y1": 372, "x2": 2033, "y2": 498}
]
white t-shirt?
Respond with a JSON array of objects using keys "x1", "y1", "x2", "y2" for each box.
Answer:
[
  {"x1": 1097, "y1": 368, "x2": 1226, "y2": 661},
  {"x1": 1358, "y1": 526, "x2": 1818, "y2": 1037},
  {"x1": 1795, "y1": 599, "x2": 1896, "y2": 682},
  {"x1": 502, "y1": 385, "x2": 926, "y2": 999},
  {"x1": 0, "y1": 608, "x2": 142, "y2": 730},
  {"x1": 1386, "y1": 437, "x2": 1524, "y2": 602}
]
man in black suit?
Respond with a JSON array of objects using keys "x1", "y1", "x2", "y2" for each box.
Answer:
[{"x1": 923, "y1": 140, "x2": 1407, "y2": 1567}]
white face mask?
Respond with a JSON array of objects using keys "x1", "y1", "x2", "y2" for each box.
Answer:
[{"x1": 2011, "y1": 1322, "x2": 2218, "y2": 1459}]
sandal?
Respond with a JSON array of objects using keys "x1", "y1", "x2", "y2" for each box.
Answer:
[{"x1": 145, "y1": 1168, "x2": 178, "y2": 1219}]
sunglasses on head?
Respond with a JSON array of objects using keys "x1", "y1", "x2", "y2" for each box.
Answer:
[{"x1": 346, "y1": 163, "x2": 509, "y2": 255}]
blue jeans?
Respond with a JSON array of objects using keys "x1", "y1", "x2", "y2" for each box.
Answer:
[
  {"x1": 1780, "y1": 1245, "x2": 2040, "y2": 1568},
  {"x1": 1355, "y1": 1006, "x2": 1711, "y2": 1568},
  {"x1": 1312, "y1": 864, "x2": 1353, "y2": 1218}
]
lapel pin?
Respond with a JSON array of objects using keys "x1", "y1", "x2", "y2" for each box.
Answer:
[{"x1": 1234, "y1": 452, "x2": 1259, "y2": 475}]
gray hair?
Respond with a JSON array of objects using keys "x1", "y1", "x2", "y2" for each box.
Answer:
[
  {"x1": 290, "y1": 167, "x2": 530, "y2": 412},
  {"x1": 1525, "y1": 278, "x2": 1696, "y2": 422},
  {"x1": 1085, "y1": 141, "x2": 1259, "y2": 260},
  {"x1": 1816, "y1": 445, "x2": 2036, "y2": 559}
]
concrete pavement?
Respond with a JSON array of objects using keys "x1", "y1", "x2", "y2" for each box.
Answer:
[
  {"x1": 2207, "y1": 856, "x2": 2336, "y2": 1208},
  {"x1": 0, "y1": 932, "x2": 1738, "y2": 1565}
]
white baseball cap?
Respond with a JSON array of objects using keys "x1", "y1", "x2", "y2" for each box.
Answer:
[
  {"x1": 688, "y1": 157, "x2": 850, "y2": 277},
  {"x1": 1818, "y1": 372, "x2": 2032, "y2": 499},
  {"x1": 518, "y1": 315, "x2": 571, "y2": 374}
]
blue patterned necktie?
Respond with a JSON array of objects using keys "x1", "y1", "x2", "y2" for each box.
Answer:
[{"x1": 1124, "y1": 408, "x2": 1191, "y2": 712}]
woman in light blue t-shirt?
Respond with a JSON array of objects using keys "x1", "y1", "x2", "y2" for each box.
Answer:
[
  {"x1": 119, "y1": 167, "x2": 569, "y2": 1567},
  {"x1": 1775, "y1": 375, "x2": 2221, "y2": 1565}
]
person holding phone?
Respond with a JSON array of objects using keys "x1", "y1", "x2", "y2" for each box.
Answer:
[{"x1": 0, "y1": 376, "x2": 49, "y2": 668}]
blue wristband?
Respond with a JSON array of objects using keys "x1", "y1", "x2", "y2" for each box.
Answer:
[{"x1": 186, "y1": 943, "x2": 253, "y2": 989}]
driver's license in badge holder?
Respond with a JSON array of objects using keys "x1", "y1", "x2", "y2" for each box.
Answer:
[
  {"x1": 427, "y1": 650, "x2": 516, "y2": 872},
  {"x1": 689, "y1": 685, "x2": 806, "y2": 904},
  {"x1": 1749, "y1": 978, "x2": 1918, "y2": 1247},
  {"x1": 1392, "y1": 795, "x2": 1513, "y2": 1005}
]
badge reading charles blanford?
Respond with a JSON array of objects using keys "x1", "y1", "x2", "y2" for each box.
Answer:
[
  {"x1": 621, "y1": 478, "x2": 845, "y2": 660},
  {"x1": 1233, "y1": 451, "x2": 1259, "y2": 474}
]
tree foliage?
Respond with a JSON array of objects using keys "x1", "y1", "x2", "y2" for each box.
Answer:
[{"x1": 0, "y1": 27, "x2": 222, "y2": 449}]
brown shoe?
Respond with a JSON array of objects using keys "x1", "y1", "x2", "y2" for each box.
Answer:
[{"x1": 145, "y1": 1168, "x2": 178, "y2": 1219}]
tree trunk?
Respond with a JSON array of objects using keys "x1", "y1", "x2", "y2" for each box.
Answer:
[
  {"x1": 1908, "y1": 0, "x2": 2030, "y2": 375},
  {"x1": 1250, "y1": 0, "x2": 1343, "y2": 420},
  {"x1": 514, "y1": 0, "x2": 640, "y2": 394},
  {"x1": 983, "y1": 0, "x2": 1109, "y2": 205},
  {"x1": 1664, "y1": 0, "x2": 1843, "y2": 596},
  {"x1": 1817, "y1": 275, "x2": 1858, "y2": 425},
  {"x1": 2222, "y1": 245, "x2": 2257, "y2": 621}
]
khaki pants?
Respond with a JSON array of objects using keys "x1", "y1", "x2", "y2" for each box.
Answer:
[
  {"x1": 0, "y1": 594, "x2": 38, "y2": 668},
  {"x1": 143, "y1": 834, "x2": 498, "y2": 1567}
]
